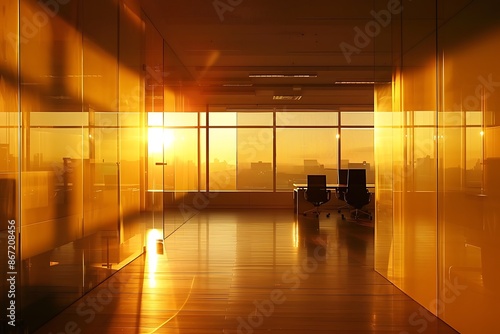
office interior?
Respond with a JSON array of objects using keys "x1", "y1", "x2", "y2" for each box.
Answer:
[{"x1": 0, "y1": 0, "x2": 499, "y2": 332}]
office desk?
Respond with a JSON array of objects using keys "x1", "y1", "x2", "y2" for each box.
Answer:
[
  {"x1": 293, "y1": 183, "x2": 375, "y2": 216},
  {"x1": 293, "y1": 183, "x2": 375, "y2": 189}
]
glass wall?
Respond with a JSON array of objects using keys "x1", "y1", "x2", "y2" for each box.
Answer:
[
  {"x1": 0, "y1": 0, "x2": 146, "y2": 331},
  {"x1": 0, "y1": 0, "x2": 21, "y2": 331},
  {"x1": 375, "y1": 0, "x2": 500, "y2": 333},
  {"x1": 438, "y1": 0, "x2": 500, "y2": 332}
]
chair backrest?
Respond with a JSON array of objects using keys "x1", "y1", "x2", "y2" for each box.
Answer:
[
  {"x1": 336, "y1": 169, "x2": 348, "y2": 199},
  {"x1": 344, "y1": 185, "x2": 370, "y2": 208},
  {"x1": 345, "y1": 169, "x2": 369, "y2": 209},
  {"x1": 338, "y1": 169, "x2": 348, "y2": 185},
  {"x1": 306, "y1": 175, "x2": 329, "y2": 205},
  {"x1": 307, "y1": 174, "x2": 326, "y2": 189},
  {"x1": 347, "y1": 169, "x2": 366, "y2": 188}
]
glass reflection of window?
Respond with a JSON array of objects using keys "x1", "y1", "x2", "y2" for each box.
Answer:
[
  {"x1": 413, "y1": 110, "x2": 435, "y2": 126},
  {"x1": 465, "y1": 111, "x2": 483, "y2": 188}
]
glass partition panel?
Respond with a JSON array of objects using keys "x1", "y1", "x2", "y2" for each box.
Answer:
[
  {"x1": 19, "y1": 0, "x2": 85, "y2": 329},
  {"x1": 372, "y1": 0, "x2": 438, "y2": 314},
  {"x1": 2, "y1": 0, "x2": 146, "y2": 331},
  {"x1": 82, "y1": 0, "x2": 122, "y2": 302},
  {"x1": 30, "y1": 112, "x2": 89, "y2": 127},
  {"x1": 465, "y1": 110, "x2": 483, "y2": 188},
  {"x1": 465, "y1": 127, "x2": 483, "y2": 188},
  {"x1": 0, "y1": 0, "x2": 20, "y2": 328},
  {"x1": 438, "y1": 1, "x2": 500, "y2": 332},
  {"x1": 374, "y1": 82, "x2": 395, "y2": 280},
  {"x1": 413, "y1": 110, "x2": 435, "y2": 126},
  {"x1": 144, "y1": 14, "x2": 165, "y2": 246}
]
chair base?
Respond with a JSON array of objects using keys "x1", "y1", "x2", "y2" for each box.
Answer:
[
  {"x1": 303, "y1": 206, "x2": 330, "y2": 218},
  {"x1": 337, "y1": 203, "x2": 350, "y2": 213},
  {"x1": 342, "y1": 208, "x2": 372, "y2": 221}
]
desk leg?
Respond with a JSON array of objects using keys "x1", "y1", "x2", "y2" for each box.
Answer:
[
  {"x1": 293, "y1": 189, "x2": 298, "y2": 215},
  {"x1": 294, "y1": 188, "x2": 305, "y2": 217}
]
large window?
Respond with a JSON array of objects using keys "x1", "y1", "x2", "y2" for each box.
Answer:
[
  {"x1": 340, "y1": 129, "x2": 375, "y2": 183},
  {"x1": 147, "y1": 109, "x2": 374, "y2": 191},
  {"x1": 276, "y1": 128, "x2": 338, "y2": 189}
]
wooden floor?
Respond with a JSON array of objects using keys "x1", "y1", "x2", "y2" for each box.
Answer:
[{"x1": 35, "y1": 209, "x2": 459, "y2": 334}]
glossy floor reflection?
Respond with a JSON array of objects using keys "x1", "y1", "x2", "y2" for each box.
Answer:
[{"x1": 35, "y1": 209, "x2": 458, "y2": 334}]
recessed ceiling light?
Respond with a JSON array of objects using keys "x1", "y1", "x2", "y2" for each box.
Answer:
[
  {"x1": 335, "y1": 81, "x2": 376, "y2": 85},
  {"x1": 335, "y1": 81, "x2": 390, "y2": 85},
  {"x1": 250, "y1": 74, "x2": 317, "y2": 78},
  {"x1": 273, "y1": 95, "x2": 302, "y2": 101},
  {"x1": 222, "y1": 83, "x2": 254, "y2": 87}
]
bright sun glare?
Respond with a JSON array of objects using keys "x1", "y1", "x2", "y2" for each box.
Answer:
[{"x1": 148, "y1": 128, "x2": 175, "y2": 153}]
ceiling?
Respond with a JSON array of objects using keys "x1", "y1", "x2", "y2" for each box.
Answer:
[{"x1": 140, "y1": 0, "x2": 394, "y2": 108}]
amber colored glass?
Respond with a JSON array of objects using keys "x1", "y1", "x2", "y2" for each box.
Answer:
[{"x1": 375, "y1": 1, "x2": 500, "y2": 333}]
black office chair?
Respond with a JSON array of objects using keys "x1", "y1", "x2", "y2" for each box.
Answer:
[
  {"x1": 336, "y1": 169, "x2": 349, "y2": 214},
  {"x1": 342, "y1": 169, "x2": 372, "y2": 221},
  {"x1": 303, "y1": 175, "x2": 331, "y2": 218}
]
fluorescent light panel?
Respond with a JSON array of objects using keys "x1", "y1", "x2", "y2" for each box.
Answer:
[
  {"x1": 273, "y1": 95, "x2": 302, "y2": 101},
  {"x1": 335, "y1": 81, "x2": 391, "y2": 85},
  {"x1": 222, "y1": 83, "x2": 253, "y2": 87},
  {"x1": 335, "y1": 81, "x2": 376, "y2": 85},
  {"x1": 250, "y1": 74, "x2": 317, "y2": 78}
]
